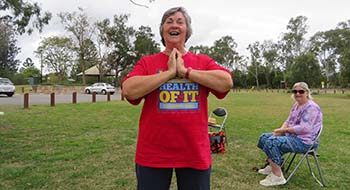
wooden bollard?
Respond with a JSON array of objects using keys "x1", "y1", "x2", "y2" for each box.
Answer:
[
  {"x1": 24, "y1": 93, "x2": 29, "y2": 109},
  {"x1": 72, "y1": 92, "x2": 77, "y2": 104},
  {"x1": 121, "y1": 92, "x2": 124, "y2": 101},
  {"x1": 107, "y1": 92, "x2": 111, "y2": 101},
  {"x1": 92, "y1": 92, "x2": 96, "y2": 102},
  {"x1": 50, "y1": 93, "x2": 55, "y2": 106},
  {"x1": 120, "y1": 83, "x2": 124, "y2": 101},
  {"x1": 22, "y1": 87, "x2": 25, "y2": 93}
]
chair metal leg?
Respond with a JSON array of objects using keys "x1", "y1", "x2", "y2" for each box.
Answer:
[
  {"x1": 306, "y1": 152, "x2": 326, "y2": 186},
  {"x1": 282, "y1": 126, "x2": 325, "y2": 186},
  {"x1": 285, "y1": 153, "x2": 297, "y2": 173},
  {"x1": 285, "y1": 152, "x2": 309, "y2": 183},
  {"x1": 284, "y1": 151, "x2": 326, "y2": 187}
]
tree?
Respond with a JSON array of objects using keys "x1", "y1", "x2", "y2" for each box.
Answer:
[
  {"x1": 289, "y1": 52, "x2": 321, "y2": 87},
  {"x1": 0, "y1": 20, "x2": 20, "y2": 78},
  {"x1": 231, "y1": 68, "x2": 248, "y2": 88},
  {"x1": 283, "y1": 16, "x2": 309, "y2": 58},
  {"x1": 310, "y1": 31, "x2": 338, "y2": 88},
  {"x1": 35, "y1": 36, "x2": 74, "y2": 83},
  {"x1": 334, "y1": 21, "x2": 350, "y2": 87},
  {"x1": 0, "y1": 0, "x2": 51, "y2": 35},
  {"x1": 189, "y1": 45, "x2": 211, "y2": 55},
  {"x1": 261, "y1": 40, "x2": 279, "y2": 88},
  {"x1": 247, "y1": 41, "x2": 262, "y2": 88},
  {"x1": 134, "y1": 25, "x2": 160, "y2": 61},
  {"x1": 70, "y1": 38, "x2": 98, "y2": 79},
  {"x1": 278, "y1": 16, "x2": 309, "y2": 81},
  {"x1": 59, "y1": 8, "x2": 97, "y2": 85},
  {"x1": 210, "y1": 36, "x2": 241, "y2": 71},
  {"x1": 19, "y1": 58, "x2": 40, "y2": 78},
  {"x1": 96, "y1": 14, "x2": 136, "y2": 86},
  {"x1": 94, "y1": 28, "x2": 115, "y2": 82}
]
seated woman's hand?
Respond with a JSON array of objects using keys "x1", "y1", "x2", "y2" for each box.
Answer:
[{"x1": 272, "y1": 128, "x2": 285, "y2": 136}]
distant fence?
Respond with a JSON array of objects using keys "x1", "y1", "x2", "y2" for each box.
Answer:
[
  {"x1": 231, "y1": 88, "x2": 349, "y2": 94},
  {"x1": 23, "y1": 91, "x2": 120, "y2": 109},
  {"x1": 22, "y1": 85, "x2": 86, "y2": 94},
  {"x1": 21, "y1": 86, "x2": 348, "y2": 95}
]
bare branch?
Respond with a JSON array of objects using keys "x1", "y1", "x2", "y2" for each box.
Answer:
[{"x1": 129, "y1": 0, "x2": 149, "y2": 8}]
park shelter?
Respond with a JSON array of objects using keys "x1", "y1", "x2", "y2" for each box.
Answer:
[{"x1": 77, "y1": 65, "x2": 115, "y2": 82}]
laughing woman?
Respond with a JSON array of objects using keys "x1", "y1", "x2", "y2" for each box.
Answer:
[
  {"x1": 122, "y1": 7, "x2": 233, "y2": 190},
  {"x1": 257, "y1": 82, "x2": 323, "y2": 186}
]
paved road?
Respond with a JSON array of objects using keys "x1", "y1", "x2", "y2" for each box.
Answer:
[{"x1": 0, "y1": 92, "x2": 122, "y2": 106}]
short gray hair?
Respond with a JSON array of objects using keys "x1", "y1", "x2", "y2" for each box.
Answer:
[
  {"x1": 159, "y1": 7, "x2": 192, "y2": 46},
  {"x1": 291, "y1": 82, "x2": 313, "y2": 100}
]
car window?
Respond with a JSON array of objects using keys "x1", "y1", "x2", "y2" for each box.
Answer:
[{"x1": 0, "y1": 78, "x2": 13, "y2": 84}]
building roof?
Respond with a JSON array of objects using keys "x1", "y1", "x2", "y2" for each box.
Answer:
[{"x1": 77, "y1": 65, "x2": 115, "y2": 76}]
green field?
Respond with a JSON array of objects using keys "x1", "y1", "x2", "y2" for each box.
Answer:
[{"x1": 1, "y1": 92, "x2": 349, "y2": 189}]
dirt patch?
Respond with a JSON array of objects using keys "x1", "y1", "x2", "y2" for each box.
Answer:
[{"x1": 0, "y1": 125, "x2": 16, "y2": 130}]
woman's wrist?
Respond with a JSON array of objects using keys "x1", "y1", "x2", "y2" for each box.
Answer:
[
  {"x1": 165, "y1": 70, "x2": 176, "y2": 79},
  {"x1": 185, "y1": 67, "x2": 192, "y2": 78},
  {"x1": 285, "y1": 128, "x2": 290, "y2": 133}
]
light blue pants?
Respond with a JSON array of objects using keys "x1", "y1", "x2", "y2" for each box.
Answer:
[{"x1": 257, "y1": 133, "x2": 312, "y2": 166}]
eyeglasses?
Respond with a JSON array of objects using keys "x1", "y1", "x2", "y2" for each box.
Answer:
[{"x1": 292, "y1": 90, "x2": 305, "y2": 94}]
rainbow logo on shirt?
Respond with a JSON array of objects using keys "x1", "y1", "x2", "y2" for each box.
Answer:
[{"x1": 159, "y1": 78, "x2": 199, "y2": 110}]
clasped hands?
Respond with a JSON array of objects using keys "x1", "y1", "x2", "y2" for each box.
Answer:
[
  {"x1": 167, "y1": 48, "x2": 187, "y2": 78},
  {"x1": 272, "y1": 126, "x2": 290, "y2": 136}
]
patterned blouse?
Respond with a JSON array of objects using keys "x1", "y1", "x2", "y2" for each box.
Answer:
[{"x1": 284, "y1": 100, "x2": 323, "y2": 145}]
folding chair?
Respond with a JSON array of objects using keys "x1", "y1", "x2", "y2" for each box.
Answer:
[
  {"x1": 282, "y1": 127, "x2": 326, "y2": 186},
  {"x1": 208, "y1": 107, "x2": 228, "y2": 154}
]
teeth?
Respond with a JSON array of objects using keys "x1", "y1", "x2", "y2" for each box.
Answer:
[{"x1": 169, "y1": 31, "x2": 179, "y2": 35}]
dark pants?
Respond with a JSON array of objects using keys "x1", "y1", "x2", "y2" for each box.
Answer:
[{"x1": 136, "y1": 164, "x2": 211, "y2": 190}]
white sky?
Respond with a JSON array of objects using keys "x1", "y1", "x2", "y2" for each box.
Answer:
[{"x1": 16, "y1": 0, "x2": 350, "y2": 69}]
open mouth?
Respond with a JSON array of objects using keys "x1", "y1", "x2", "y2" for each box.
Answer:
[{"x1": 169, "y1": 31, "x2": 180, "y2": 36}]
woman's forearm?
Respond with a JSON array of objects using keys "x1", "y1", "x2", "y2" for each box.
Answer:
[
  {"x1": 122, "y1": 71, "x2": 174, "y2": 100},
  {"x1": 188, "y1": 69, "x2": 233, "y2": 92}
]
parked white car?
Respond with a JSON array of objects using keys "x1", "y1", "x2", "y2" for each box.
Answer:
[
  {"x1": 0, "y1": 77, "x2": 16, "y2": 97},
  {"x1": 84, "y1": 82, "x2": 115, "y2": 95}
]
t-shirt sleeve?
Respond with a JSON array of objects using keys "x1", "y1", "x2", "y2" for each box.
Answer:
[
  {"x1": 122, "y1": 58, "x2": 147, "y2": 105},
  {"x1": 200, "y1": 54, "x2": 232, "y2": 99}
]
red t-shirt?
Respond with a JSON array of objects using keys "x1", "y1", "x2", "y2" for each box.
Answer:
[{"x1": 124, "y1": 52, "x2": 231, "y2": 170}]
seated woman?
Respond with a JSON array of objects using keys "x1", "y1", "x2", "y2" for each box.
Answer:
[{"x1": 257, "y1": 82, "x2": 323, "y2": 186}]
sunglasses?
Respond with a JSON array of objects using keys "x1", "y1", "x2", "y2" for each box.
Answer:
[{"x1": 292, "y1": 90, "x2": 305, "y2": 94}]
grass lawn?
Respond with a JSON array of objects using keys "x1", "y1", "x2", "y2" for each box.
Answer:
[{"x1": 1, "y1": 91, "x2": 349, "y2": 189}]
